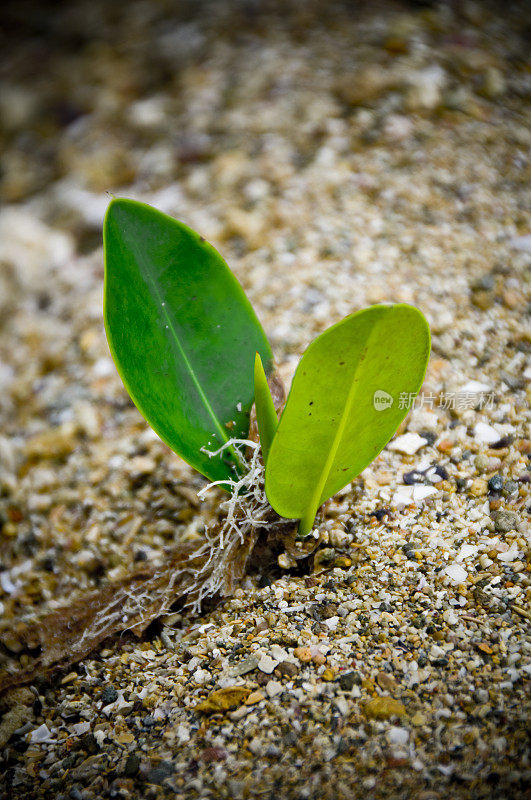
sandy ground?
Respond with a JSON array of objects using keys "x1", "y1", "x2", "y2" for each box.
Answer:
[{"x1": 0, "y1": 1, "x2": 530, "y2": 798}]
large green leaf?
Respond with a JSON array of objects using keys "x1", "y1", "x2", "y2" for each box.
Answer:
[
  {"x1": 265, "y1": 304, "x2": 430, "y2": 535},
  {"x1": 103, "y1": 198, "x2": 272, "y2": 484}
]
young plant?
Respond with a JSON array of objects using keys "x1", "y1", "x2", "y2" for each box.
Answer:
[{"x1": 104, "y1": 199, "x2": 430, "y2": 537}]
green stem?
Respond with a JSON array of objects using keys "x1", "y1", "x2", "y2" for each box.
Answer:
[{"x1": 254, "y1": 353, "x2": 278, "y2": 464}]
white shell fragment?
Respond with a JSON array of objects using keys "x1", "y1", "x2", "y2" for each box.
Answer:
[
  {"x1": 386, "y1": 727, "x2": 409, "y2": 746},
  {"x1": 444, "y1": 564, "x2": 468, "y2": 584},
  {"x1": 459, "y1": 380, "x2": 491, "y2": 393},
  {"x1": 389, "y1": 433, "x2": 428, "y2": 455},
  {"x1": 497, "y1": 543, "x2": 520, "y2": 563},
  {"x1": 457, "y1": 544, "x2": 478, "y2": 561},
  {"x1": 392, "y1": 485, "x2": 438, "y2": 507},
  {"x1": 28, "y1": 723, "x2": 53, "y2": 743},
  {"x1": 257, "y1": 654, "x2": 279, "y2": 674},
  {"x1": 474, "y1": 422, "x2": 500, "y2": 444}
]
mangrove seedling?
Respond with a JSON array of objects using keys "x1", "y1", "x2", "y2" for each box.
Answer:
[{"x1": 104, "y1": 198, "x2": 430, "y2": 537}]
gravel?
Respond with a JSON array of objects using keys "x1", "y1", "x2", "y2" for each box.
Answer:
[{"x1": 0, "y1": 1, "x2": 530, "y2": 799}]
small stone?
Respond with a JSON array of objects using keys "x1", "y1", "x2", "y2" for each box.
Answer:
[
  {"x1": 377, "y1": 671, "x2": 397, "y2": 692},
  {"x1": 230, "y1": 655, "x2": 259, "y2": 676},
  {"x1": 127, "y1": 456, "x2": 156, "y2": 476},
  {"x1": 100, "y1": 686, "x2": 118, "y2": 705},
  {"x1": 146, "y1": 761, "x2": 174, "y2": 785},
  {"x1": 493, "y1": 510, "x2": 518, "y2": 533},
  {"x1": 502, "y1": 290, "x2": 522, "y2": 310},
  {"x1": 510, "y1": 234, "x2": 531, "y2": 253},
  {"x1": 389, "y1": 433, "x2": 427, "y2": 455},
  {"x1": 311, "y1": 652, "x2": 326, "y2": 666},
  {"x1": 502, "y1": 480, "x2": 518, "y2": 497},
  {"x1": 25, "y1": 423, "x2": 77, "y2": 460},
  {"x1": 193, "y1": 668, "x2": 211, "y2": 685},
  {"x1": 444, "y1": 564, "x2": 467, "y2": 584},
  {"x1": 265, "y1": 680, "x2": 283, "y2": 697},
  {"x1": 322, "y1": 669, "x2": 335, "y2": 682},
  {"x1": 333, "y1": 556, "x2": 352, "y2": 569},
  {"x1": 248, "y1": 737, "x2": 265, "y2": 755},
  {"x1": 405, "y1": 66, "x2": 446, "y2": 111},
  {"x1": 386, "y1": 727, "x2": 409, "y2": 746},
  {"x1": 28, "y1": 723, "x2": 53, "y2": 743},
  {"x1": 276, "y1": 661, "x2": 299, "y2": 678},
  {"x1": 71, "y1": 722, "x2": 91, "y2": 736},
  {"x1": 411, "y1": 712, "x2": 427, "y2": 726},
  {"x1": 457, "y1": 544, "x2": 478, "y2": 561},
  {"x1": 474, "y1": 453, "x2": 490, "y2": 472},
  {"x1": 335, "y1": 65, "x2": 394, "y2": 106},
  {"x1": 245, "y1": 691, "x2": 265, "y2": 705},
  {"x1": 338, "y1": 672, "x2": 361, "y2": 691},
  {"x1": 278, "y1": 552, "x2": 295, "y2": 569},
  {"x1": 488, "y1": 475, "x2": 504, "y2": 493},
  {"x1": 201, "y1": 746, "x2": 228, "y2": 762},
  {"x1": 470, "y1": 289, "x2": 494, "y2": 310},
  {"x1": 116, "y1": 731, "x2": 135, "y2": 745},
  {"x1": 469, "y1": 479, "x2": 488, "y2": 497},
  {"x1": 497, "y1": 542, "x2": 520, "y2": 563},
  {"x1": 80, "y1": 732, "x2": 99, "y2": 754},
  {"x1": 196, "y1": 686, "x2": 251, "y2": 714},
  {"x1": 479, "y1": 67, "x2": 506, "y2": 99},
  {"x1": 293, "y1": 647, "x2": 313, "y2": 663},
  {"x1": 437, "y1": 438, "x2": 454, "y2": 453},
  {"x1": 257, "y1": 654, "x2": 279, "y2": 674},
  {"x1": 474, "y1": 422, "x2": 500, "y2": 444},
  {"x1": 363, "y1": 697, "x2": 406, "y2": 720}
]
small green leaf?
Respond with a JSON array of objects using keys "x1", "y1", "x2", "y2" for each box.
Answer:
[
  {"x1": 254, "y1": 352, "x2": 279, "y2": 464},
  {"x1": 103, "y1": 198, "x2": 272, "y2": 485},
  {"x1": 265, "y1": 304, "x2": 430, "y2": 535}
]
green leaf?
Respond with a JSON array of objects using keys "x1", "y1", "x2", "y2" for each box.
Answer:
[
  {"x1": 103, "y1": 198, "x2": 272, "y2": 485},
  {"x1": 254, "y1": 352, "x2": 279, "y2": 464},
  {"x1": 264, "y1": 304, "x2": 430, "y2": 535}
]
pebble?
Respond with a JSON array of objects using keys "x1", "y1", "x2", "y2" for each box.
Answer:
[
  {"x1": 469, "y1": 478, "x2": 488, "y2": 497},
  {"x1": 364, "y1": 697, "x2": 406, "y2": 720},
  {"x1": 100, "y1": 687, "x2": 118, "y2": 705},
  {"x1": 405, "y1": 66, "x2": 446, "y2": 111},
  {"x1": 376, "y1": 672, "x2": 397, "y2": 692},
  {"x1": 28, "y1": 724, "x2": 53, "y2": 744},
  {"x1": 502, "y1": 480, "x2": 518, "y2": 497},
  {"x1": 257, "y1": 653, "x2": 279, "y2": 674},
  {"x1": 444, "y1": 564, "x2": 468, "y2": 584},
  {"x1": 265, "y1": 680, "x2": 283, "y2": 698},
  {"x1": 389, "y1": 433, "x2": 428, "y2": 455},
  {"x1": 230, "y1": 655, "x2": 259, "y2": 676},
  {"x1": 245, "y1": 691, "x2": 264, "y2": 706},
  {"x1": 123, "y1": 753, "x2": 140, "y2": 778},
  {"x1": 386, "y1": 727, "x2": 409, "y2": 746},
  {"x1": 493, "y1": 510, "x2": 519, "y2": 533},
  {"x1": 293, "y1": 647, "x2": 313, "y2": 663},
  {"x1": 0, "y1": 705, "x2": 33, "y2": 748},
  {"x1": 338, "y1": 672, "x2": 361, "y2": 691},
  {"x1": 474, "y1": 422, "x2": 501, "y2": 445}
]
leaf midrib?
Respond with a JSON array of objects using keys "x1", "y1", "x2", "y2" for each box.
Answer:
[
  {"x1": 118, "y1": 218, "x2": 238, "y2": 462},
  {"x1": 308, "y1": 316, "x2": 380, "y2": 516}
]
